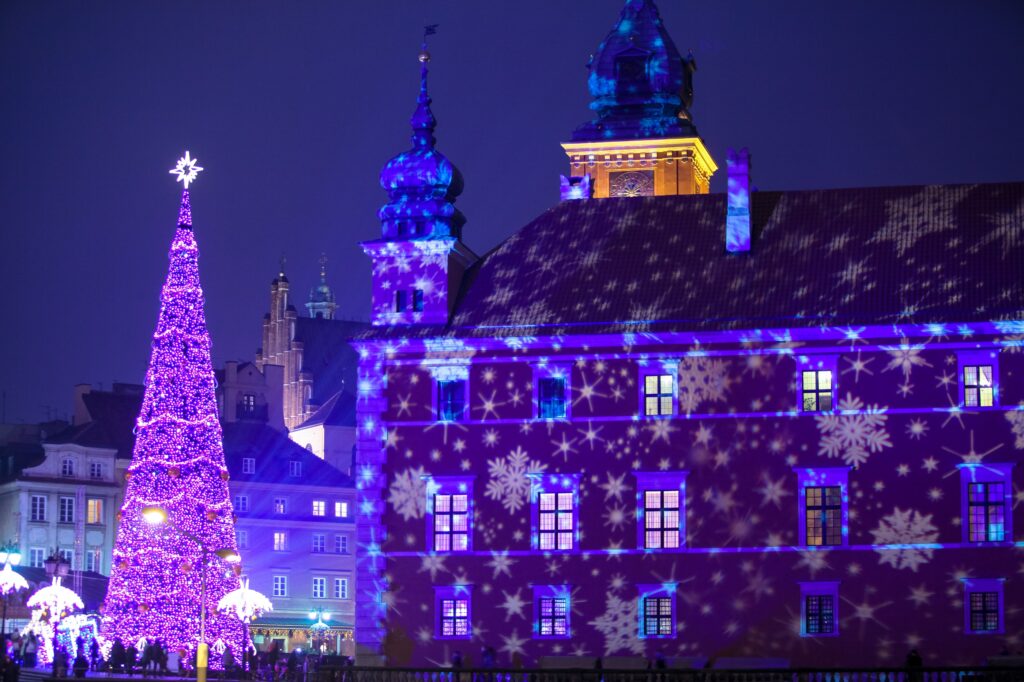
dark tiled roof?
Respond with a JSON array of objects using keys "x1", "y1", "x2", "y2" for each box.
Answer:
[
  {"x1": 293, "y1": 318, "x2": 369, "y2": 406},
  {"x1": 359, "y1": 182, "x2": 1024, "y2": 339},
  {"x1": 47, "y1": 387, "x2": 142, "y2": 458},
  {"x1": 0, "y1": 442, "x2": 45, "y2": 484},
  {"x1": 295, "y1": 390, "x2": 357, "y2": 429},
  {"x1": 221, "y1": 421, "x2": 352, "y2": 487}
]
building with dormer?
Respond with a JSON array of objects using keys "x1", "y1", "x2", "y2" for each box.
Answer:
[{"x1": 351, "y1": 0, "x2": 1024, "y2": 668}]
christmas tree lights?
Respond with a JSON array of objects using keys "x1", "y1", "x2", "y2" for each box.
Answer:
[
  {"x1": 23, "y1": 577, "x2": 84, "y2": 665},
  {"x1": 101, "y1": 154, "x2": 243, "y2": 667}
]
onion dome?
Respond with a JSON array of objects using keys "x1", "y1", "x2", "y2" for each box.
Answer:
[
  {"x1": 378, "y1": 50, "x2": 465, "y2": 240},
  {"x1": 572, "y1": 0, "x2": 699, "y2": 142}
]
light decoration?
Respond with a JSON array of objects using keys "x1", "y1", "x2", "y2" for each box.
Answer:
[
  {"x1": 0, "y1": 562, "x2": 29, "y2": 595},
  {"x1": 101, "y1": 156, "x2": 243, "y2": 668},
  {"x1": 22, "y1": 577, "x2": 85, "y2": 665},
  {"x1": 168, "y1": 151, "x2": 204, "y2": 189}
]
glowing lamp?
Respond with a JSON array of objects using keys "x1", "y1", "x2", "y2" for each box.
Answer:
[
  {"x1": 142, "y1": 506, "x2": 169, "y2": 525},
  {"x1": 214, "y1": 549, "x2": 240, "y2": 564}
]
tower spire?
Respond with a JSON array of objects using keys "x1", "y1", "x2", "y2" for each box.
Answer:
[
  {"x1": 411, "y1": 25, "x2": 439, "y2": 149},
  {"x1": 307, "y1": 252, "x2": 337, "y2": 320}
]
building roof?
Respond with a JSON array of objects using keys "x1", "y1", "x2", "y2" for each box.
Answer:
[
  {"x1": 295, "y1": 390, "x2": 357, "y2": 430},
  {"x1": 0, "y1": 442, "x2": 45, "y2": 485},
  {"x1": 358, "y1": 182, "x2": 1024, "y2": 340},
  {"x1": 293, "y1": 318, "x2": 368, "y2": 406},
  {"x1": 46, "y1": 386, "x2": 142, "y2": 457},
  {"x1": 221, "y1": 421, "x2": 352, "y2": 487}
]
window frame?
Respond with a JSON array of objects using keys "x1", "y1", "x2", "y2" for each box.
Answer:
[
  {"x1": 30, "y1": 495, "x2": 47, "y2": 522},
  {"x1": 334, "y1": 577, "x2": 349, "y2": 600},
  {"x1": 59, "y1": 496, "x2": 75, "y2": 524},
  {"x1": 312, "y1": 576, "x2": 327, "y2": 600},
  {"x1": 799, "y1": 581, "x2": 840, "y2": 638},
  {"x1": 86, "y1": 498, "x2": 103, "y2": 525},
  {"x1": 532, "y1": 585, "x2": 571, "y2": 640},
  {"x1": 234, "y1": 495, "x2": 249, "y2": 512},
  {"x1": 288, "y1": 461, "x2": 302, "y2": 477},
  {"x1": 958, "y1": 350, "x2": 999, "y2": 408},
  {"x1": 236, "y1": 529, "x2": 249, "y2": 549},
  {"x1": 436, "y1": 379, "x2": 468, "y2": 422},
  {"x1": 61, "y1": 458, "x2": 75, "y2": 477},
  {"x1": 797, "y1": 355, "x2": 837, "y2": 413},
  {"x1": 529, "y1": 474, "x2": 580, "y2": 553},
  {"x1": 959, "y1": 463, "x2": 1014, "y2": 544},
  {"x1": 89, "y1": 462, "x2": 103, "y2": 480},
  {"x1": 335, "y1": 534, "x2": 349, "y2": 554},
  {"x1": 434, "y1": 585, "x2": 473, "y2": 640},
  {"x1": 273, "y1": 497, "x2": 287, "y2": 515},
  {"x1": 272, "y1": 575, "x2": 288, "y2": 598},
  {"x1": 335, "y1": 501, "x2": 349, "y2": 518},
  {"x1": 633, "y1": 471, "x2": 688, "y2": 552},
  {"x1": 29, "y1": 548, "x2": 45, "y2": 568},
  {"x1": 85, "y1": 549, "x2": 102, "y2": 573},
  {"x1": 637, "y1": 583, "x2": 677, "y2": 639},
  {"x1": 272, "y1": 531, "x2": 288, "y2": 552},
  {"x1": 242, "y1": 457, "x2": 255, "y2": 474},
  {"x1": 795, "y1": 467, "x2": 849, "y2": 548},
  {"x1": 425, "y1": 476, "x2": 475, "y2": 553},
  {"x1": 532, "y1": 363, "x2": 572, "y2": 420},
  {"x1": 963, "y1": 578, "x2": 1005, "y2": 635},
  {"x1": 312, "y1": 533, "x2": 326, "y2": 553},
  {"x1": 639, "y1": 359, "x2": 679, "y2": 418},
  {"x1": 312, "y1": 500, "x2": 326, "y2": 517}
]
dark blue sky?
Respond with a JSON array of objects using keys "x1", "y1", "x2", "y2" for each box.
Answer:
[{"x1": 2, "y1": 1, "x2": 1022, "y2": 423}]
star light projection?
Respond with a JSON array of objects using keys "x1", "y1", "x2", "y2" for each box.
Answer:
[{"x1": 101, "y1": 156, "x2": 243, "y2": 666}]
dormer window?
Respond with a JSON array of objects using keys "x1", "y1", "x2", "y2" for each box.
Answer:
[{"x1": 61, "y1": 459, "x2": 75, "y2": 477}]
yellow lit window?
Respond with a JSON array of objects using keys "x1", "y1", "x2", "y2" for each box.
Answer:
[
  {"x1": 963, "y1": 365, "x2": 994, "y2": 407},
  {"x1": 644, "y1": 375, "x2": 674, "y2": 416},
  {"x1": 86, "y1": 498, "x2": 103, "y2": 524},
  {"x1": 802, "y1": 371, "x2": 833, "y2": 411}
]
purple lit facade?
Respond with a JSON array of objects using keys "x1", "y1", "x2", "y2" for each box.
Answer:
[{"x1": 353, "y1": 1, "x2": 1023, "y2": 669}]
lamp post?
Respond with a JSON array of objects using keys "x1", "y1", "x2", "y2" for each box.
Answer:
[
  {"x1": 43, "y1": 551, "x2": 70, "y2": 676},
  {"x1": 308, "y1": 608, "x2": 330, "y2": 655},
  {"x1": 142, "y1": 506, "x2": 240, "y2": 682},
  {"x1": 0, "y1": 546, "x2": 28, "y2": 653}
]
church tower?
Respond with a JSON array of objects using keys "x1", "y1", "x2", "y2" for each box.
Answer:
[
  {"x1": 306, "y1": 253, "x2": 338, "y2": 320},
  {"x1": 361, "y1": 42, "x2": 475, "y2": 326},
  {"x1": 561, "y1": 0, "x2": 717, "y2": 198}
]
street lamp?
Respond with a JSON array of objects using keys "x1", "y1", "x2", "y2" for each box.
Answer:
[
  {"x1": 308, "y1": 608, "x2": 331, "y2": 655},
  {"x1": 43, "y1": 551, "x2": 71, "y2": 676},
  {"x1": 0, "y1": 546, "x2": 28, "y2": 651},
  {"x1": 142, "y1": 505, "x2": 240, "y2": 682}
]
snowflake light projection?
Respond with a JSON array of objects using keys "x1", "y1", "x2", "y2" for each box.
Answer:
[
  {"x1": 168, "y1": 151, "x2": 204, "y2": 189},
  {"x1": 100, "y1": 159, "x2": 243, "y2": 666},
  {"x1": 22, "y1": 577, "x2": 84, "y2": 665}
]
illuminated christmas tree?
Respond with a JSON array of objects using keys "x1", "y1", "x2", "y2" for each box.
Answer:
[{"x1": 102, "y1": 153, "x2": 243, "y2": 668}]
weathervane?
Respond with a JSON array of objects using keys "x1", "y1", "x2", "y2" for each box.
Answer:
[{"x1": 169, "y1": 151, "x2": 204, "y2": 189}]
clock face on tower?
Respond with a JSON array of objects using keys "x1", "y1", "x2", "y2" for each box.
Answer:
[{"x1": 609, "y1": 170, "x2": 655, "y2": 197}]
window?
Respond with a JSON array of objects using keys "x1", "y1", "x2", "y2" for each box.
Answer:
[
  {"x1": 273, "y1": 532, "x2": 288, "y2": 551},
  {"x1": 634, "y1": 472, "x2": 688, "y2": 551},
  {"x1": 289, "y1": 461, "x2": 302, "y2": 477},
  {"x1": 530, "y1": 475, "x2": 578, "y2": 552},
  {"x1": 89, "y1": 462, "x2": 103, "y2": 480},
  {"x1": 437, "y1": 380, "x2": 466, "y2": 421},
  {"x1": 312, "y1": 500, "x2": 326, "y2": 517},
  {"x1": 960, "y1": 463, "x2": 1013, "y2": 544},
  {"x1": 312, "y1": 534, "x2": 325, "y2": 553},
  {"x1": 800, "y1": 582, "x2": 839, "y2": 637},
  {"x1": 412, "y1": 289, "x2": 424, "y2": 312},
  {"x1": 30, "y1": 495, "x2": 46, "y2": 522},
  {"x1": 335, "y1": 501, "x2": 349, "y2": 518},
  {"x1": 334, "y1": 577, "x2": 349, "y2": 600},
  {"x1": 59, "y1": 496, "x2": 75, "y2": 524},
  {"x1": 434, "y1": 586, "x2": 472, "y2": 639},
  {"x1": 433, "y1": 493, "x2": 469, "y2": 552},
  {"x1": 242, "y1": 394, "x2": 255, "y2": 410},
  {"x1": 274, "y1": 498, "x2": 287, "y2": 514},
  {"x1": 86, "y1": 498, "x2": 103, "y2": 524},
  {"x1": 242, "y1": 458, "x2": 255, "y2": 474},
  {"x1": 336, "y1": 535, "x2": 349, "y2": 554},
  {"x1": 29, "y1": 548, "x2": 45, "y2": 568},
  {"x1": 395, "y1": 290, "x2": 407, "y2": 313},
  {"x1": 538, "y1": 376, "x2": 567, "y2": 419},
  {"x1": 805, "y1": 486, "x2": 842, "y2": 546},
  {"x1": 533, "y1": 587, "x2": 571, "y2": 639},
  {"x1": 272, "y1": 575, "x2": 288, "y2": 598},
  {"x1": 638, "y1": 585, "x2": 676, "y2": 638},
  {"x1": 85, "y1": 549, "x2": 102, "y2": 574},
  {"x1": 59, "y1": 548, "x2": 74, "y2": 566},
  {"x1": 643, "y1": 374, "x2": 674, "y2": 416},
  {"x1": 796, "y1": 468, "x2": 849, "y2": 547},
  {"x1": 539, "y1": 493, "x2": 574, "y2": 551},
  {"x1": 312, "y1": 577, "x2": 327, "y2": 599},
  {"x1": 801, "y1": 370, "x2": 833, "y2": 411},
  {"x1": 963, "y1": 578, "x2": 1004, "y2": 634},
  {"x1": 234, "y1": 495, "x2": 249, "y2": 512},
  {"x1": 963, "y1": 365, "x2": 994, "y2": 407},
  {"x1": 236, "y1": 529, "x2": 248, "y2": 549},
  {"x1": 61, "y1": 458, "x2": 75, "y2": 477}
]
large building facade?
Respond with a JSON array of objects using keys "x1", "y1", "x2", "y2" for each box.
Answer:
[{"x1": 352, "y1": 0, "x2": 1024, "y2": 669}]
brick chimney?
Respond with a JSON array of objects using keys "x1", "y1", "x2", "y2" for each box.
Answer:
[{"x1": 726, "y1": 148, "x2": 751, "y2": 253}]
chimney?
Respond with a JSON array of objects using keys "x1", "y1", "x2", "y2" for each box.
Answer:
[
  {"x1": 72, "y1": 384, "x2": 92, "y2": 426},
  {"x1": 726, "y1": 148, "x2": 751, "y2": 253}
]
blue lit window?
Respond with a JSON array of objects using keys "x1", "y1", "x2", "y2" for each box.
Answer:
[
  {"x1": 800, "y1": 582, "x2": 839, "y2": 637},
  {"x1": 637, "y1": 584, "x2": 677, "y2": 638},
  {"x1": 395, "y1": 290, "x2": 407, "y2": 313},
  {"x1": 437, "y1": 380, "x2": 466, "y2": 421},
  {"x1": 412, "y1": 289, "x2": 424, "y2": 312},
  {"x1": 960, "y1": 463, "x2": 1013, "y2": 544},
  {"x1": 538, "y1": 597, "x2": 568, "y2": 637},
  {"x1": 538, "y1": 377, "x2": 567, "y2": 419}
]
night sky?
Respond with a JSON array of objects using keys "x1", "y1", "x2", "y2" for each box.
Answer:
[{"x1": 2, "y1": 1, "x2": 1022, "y2": 424}]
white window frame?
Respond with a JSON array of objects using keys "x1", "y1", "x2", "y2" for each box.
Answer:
[
  {"x1": 234, "y1": 495, "x2": 249, "y2": 512},
  {"x1": 958, "y1": 349, "x2": 999, "y2": 408},
  {"x1": 334, "y1": 577, "x2": 349, "y2": 600},
  {"x1": 242, "y1": 458, "x2": 255, "y2": 474},
  {"x1": 312, "y1": 577, "x2": 327, "y2": 599},
  {"x1": 312, "y1": 500, "x2": 326, "y2": 517},
  {"x1": 797, "y1": 355, "x2": 837, "y2": 413},
  {"x1": 639, "y1": 359, "x2": 679, "y2": 417},
  {"x1": 272, "y1": 575, "x2": 288, "y2": 598}
]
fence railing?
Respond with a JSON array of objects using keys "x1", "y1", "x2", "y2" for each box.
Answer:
[{"x1": 307, "y1": 666, "x2": 1024, "y2": 682}]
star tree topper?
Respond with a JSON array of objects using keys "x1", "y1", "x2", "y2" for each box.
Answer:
[{"x1": 169, "y1": 151, "x2": 204, "y2": 189}]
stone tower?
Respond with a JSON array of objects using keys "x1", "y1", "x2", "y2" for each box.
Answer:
[
  {"x1": 561, "y1": 0, "x2": 717, "y2": 198},
  {"x1": 306, "y1": 253, "x2": 338, "y2": 320}
]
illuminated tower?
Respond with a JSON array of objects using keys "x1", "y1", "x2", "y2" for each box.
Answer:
[
  {"x1": 562, "y1": 0, "x2": 717, "y2": 198},
  {"x1": 306, "y1": 253, "x2": 338, "y2": 320},
  {"x1": 361, "y1": 39, "x2": 475, "y2": 327}
]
